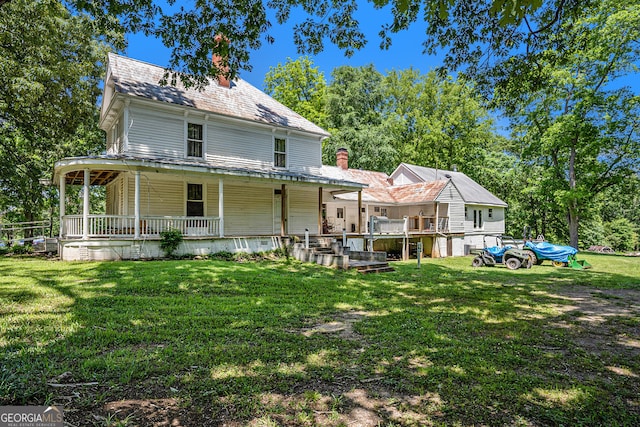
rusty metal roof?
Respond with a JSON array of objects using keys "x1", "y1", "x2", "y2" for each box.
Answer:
[
  {"x1": 323, "y1": 164, "x2": 449, "y2": 204},
  {"x1": 388, "y1": 181, "x2": 448, "y2": 203}
]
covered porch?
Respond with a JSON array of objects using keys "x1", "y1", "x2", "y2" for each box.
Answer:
[{"x1": 53, "y1": 156, "x2": 365, "y2": 260}]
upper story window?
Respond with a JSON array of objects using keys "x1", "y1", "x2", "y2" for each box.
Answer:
[
  {"x1": 274, "y1": 137, "x2": 286, "y2": 168},
  {"x1": 187, "y1": 123, "x2": 203, "y2": 158},
  {"x1": 187, "y1": 183, "x2": 204, "y2": 216},
  {"x1": 110, "y1": 120, "x2": 123, "y2": 154},
  {"x1": 488, "y1": 208, "x2": 493, "y2": 218}
]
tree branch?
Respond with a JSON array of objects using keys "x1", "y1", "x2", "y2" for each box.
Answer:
[{"x1": 525, "y1": 0, "x2": 568, "y2": 37}]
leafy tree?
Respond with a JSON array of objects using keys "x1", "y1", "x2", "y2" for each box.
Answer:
[
  {"x1": 263, "y1": 56, "x2": 328, "y2": 128},
  {"x1": 323, "y1": 65, "x2": 397, "y2": 172},
  {"x1": 383, "y1": 69, "x2": 500, "y2": 176},
  {"x1": 0, "y1": 0, "x2": 578, "y2": 88},
  {"x1": 499, "y1": 0, "x2": 640, "y2": 248},
  {"x1": 0, "y1": 0, "x2": 108, "y2": 227},
  {"x1": 605, "y1": 218, "x2": 638, "y2": 252}
]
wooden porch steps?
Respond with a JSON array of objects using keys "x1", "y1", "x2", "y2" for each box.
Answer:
[
  {"x1": 348, "y1": 260, "x2": 395, "y2": 274},
  {"x1": 293, "y1": 236, "x2": 394, "y2": 273}
]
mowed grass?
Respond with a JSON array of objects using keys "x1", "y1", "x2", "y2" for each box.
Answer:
[{"x1": 1, "y1": 253, "x2": 639, "y2": 426}]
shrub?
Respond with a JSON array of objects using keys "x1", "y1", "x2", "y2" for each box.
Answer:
[
  {"x1": 11, "y1": 243, "x2": 32, "y2": 255},
  {"x1": 159, "y1": 229, "x2": 183, "y2": 258},
  {"x1": 209, "y1": 251, "x2": 235, "y2": 261}
]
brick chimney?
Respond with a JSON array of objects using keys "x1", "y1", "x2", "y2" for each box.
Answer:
[
  {"x1": 336, "y1": 148, "x2": 349, "y2": 170},
  {"x1": 212, "y1": 34, "x2": 230, "y2": 88}
]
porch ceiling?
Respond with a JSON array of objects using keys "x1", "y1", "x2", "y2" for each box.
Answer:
[{"x1": 65, "y1": 170, "x2": 120, "y2": 186}]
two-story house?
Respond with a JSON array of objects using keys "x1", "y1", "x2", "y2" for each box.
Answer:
[
  {"x1": 54, "y1": 53, "x2": 506, "y2": 261},
  {"x1": 54, "y1": 53, "x2": 365, "y2": 261}
]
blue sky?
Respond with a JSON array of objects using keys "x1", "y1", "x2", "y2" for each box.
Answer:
[{"x1": 125, "y1": 2, "x2": 445, "y2": 90}]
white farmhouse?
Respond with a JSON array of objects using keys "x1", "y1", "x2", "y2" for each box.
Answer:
[
  {"x1": 54, "y1": 53, "x2": 364, "y2": 261},
  {"x1": 53, "y1": 53, "x2": 506, "y2": 261}
]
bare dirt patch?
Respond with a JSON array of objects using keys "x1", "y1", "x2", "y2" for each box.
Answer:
[
  {"x1": 550, "y1": 286, "x2": 640, "y2": 358},
  {"x1": 298, "y1": 310, "x2": 373, "y2": 340}
]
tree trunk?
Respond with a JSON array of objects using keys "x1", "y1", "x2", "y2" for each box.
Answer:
[
  {"x1": 568, "y1": 143, "x2": 579, "y2": 248},
  {"x1": 568, "y1": 203, "x2": 579, "y2": 249}
]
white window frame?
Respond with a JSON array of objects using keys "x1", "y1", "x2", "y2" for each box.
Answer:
[
  {"x1": 185, "y1": 182, "x2": 206, "y2": 217},
  {"x1": 111, "y1": 120, "x2": 122, "y2": 154},
  {"x1": 273, "y1": 136, "x2": 287, "y2": 168},
  {"x1": 473, "y1": 209, "x2": 483, "y2": 230},
  {"x1": 185, "y1": 121, "x2": 206, "y2": 159}
]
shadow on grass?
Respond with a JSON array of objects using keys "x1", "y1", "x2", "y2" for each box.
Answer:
[{"x1": 0, "y1": 255, "x2": 638, "y2": 426}]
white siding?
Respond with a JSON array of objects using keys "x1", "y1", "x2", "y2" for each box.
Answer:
[
  {"x1": 288, "y1": 135, "x2": 322, "y2": 170},
  {"x1": 126, "y1": 107, "x2": 184, "y2": 159},
  {"x1": 287, "y1": 187, "x2": 318, "y2": 234},
  {"x1": 119, "y1": 101, "x2": 325, "y2": 173},
  {"x1": 390, "y1": 166, "x2": 421, "y2": 185},
  {"x1": 436, "y1": 182, "x2": 465, "y2": 232},
  {"x1": 224, "y1": 183, "x2": 274, "y2": 235},
  {"x1": 126, "y1": 174, "x2": 184, "y2": 216},
  {"x1": 106, "y1": 176, "x2": 128, "y2": 215},
  {"x1": 207, "y1": 122, "x2": 272, "y2": 169},
  {"x1": 464, "y1": 205, "x2": 505, "y2": 234},
  {"x1": 206, "y1": 182, "x2": 220, "y2": 217}
]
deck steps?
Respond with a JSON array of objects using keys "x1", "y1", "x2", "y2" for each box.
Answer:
[
  {"x1": 292, "y1": 237, "x2": 394, "y2": 273},
  {"x1": 348, "y1": 260, "x2": 395, "y2": 274}
]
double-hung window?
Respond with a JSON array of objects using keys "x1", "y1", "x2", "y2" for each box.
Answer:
[
  {"x1": 473, "y1": 209, "x2": 483, "y2": 229},
  {"x1": 274, "y1": 137, "x2": 286, "y2": 168},
  {"x1": 187, "y1": 123, "x2": 203, "y2": 158},
  {"x1": 187, "y1": 183, "x2": 204, "y2": 216}
]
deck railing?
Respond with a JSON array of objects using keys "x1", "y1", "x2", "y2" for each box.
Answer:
[
  {"x1": 62, "y1": 215, "x2": 220, "y2": 238},
  {"x1": 371, "y1": 216, "x2": 449, "y2": 234}
]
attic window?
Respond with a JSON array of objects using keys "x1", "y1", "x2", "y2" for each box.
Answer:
[{"x1": 187, "y1": 123, "x2": 203, "y2": 158}]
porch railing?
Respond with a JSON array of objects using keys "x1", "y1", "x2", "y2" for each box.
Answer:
[{"x1": 62, "y1": 215, "x2": 220, "y2": 238}]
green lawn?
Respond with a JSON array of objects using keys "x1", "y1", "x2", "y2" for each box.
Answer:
[{"x1": 1, "y1": 254, "x2": 639, "y2": 426}]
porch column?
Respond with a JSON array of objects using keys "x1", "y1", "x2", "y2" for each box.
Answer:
[
  {"x1": 134, "y1": 171, "x2": 140, "y2": 239},
  {"x1": 218, "y1": 179, "x2": 224, "y2": 237},
  {"x1": 59, "y1": 174, "x2": 66, "y2": 238},
  {"x1": 280, "y1": 184, "x2": 287, "y2": 236},
  {"x1": 82, "y1": 168, "x2": 90, "y2": 240},
  {"x1": 318, "y1": 187, "x2": 323, "y2": 234},
  {"x1": 435, "y1": 202, "x2": 440, "y2": 233},
  {"x1": 357, "y1": 190, "x2": 362, "y2": 233}
]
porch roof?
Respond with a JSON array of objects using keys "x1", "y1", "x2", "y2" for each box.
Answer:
[{"x1": 54, "y1": 155, "x2": 366, "y2": 190}]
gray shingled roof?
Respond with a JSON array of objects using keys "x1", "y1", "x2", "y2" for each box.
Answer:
[
  {"x1": 396, "y1": 163, "x2": 507, "y2": 207},
  {"x1": 107, "y1": 53, "x2": 330, "y2": 137}
]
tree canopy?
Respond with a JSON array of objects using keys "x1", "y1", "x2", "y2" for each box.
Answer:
[
  {"x1": 499, "y1": 0, "x2": 640, "y2": 247},
  {"x1": 0, "y1": 0, "x2": 582, "y2": 88},
  {"x1": 264, "y1": 56, "x2": 328, "y2": 128},
  {"x1": 0, "y1": 0, "x2": 107, "y2": 223}
]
